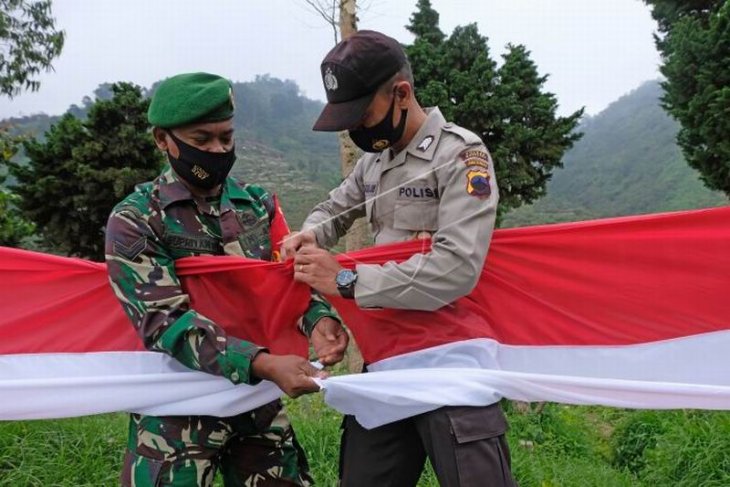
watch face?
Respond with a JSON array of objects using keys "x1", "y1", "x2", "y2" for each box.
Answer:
[{"x1": 336, "y1": 269, "x2": 356, "y2": 287}]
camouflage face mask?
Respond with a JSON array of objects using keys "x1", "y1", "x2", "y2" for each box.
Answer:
[{"x1": 166, "y1": 130, "x2": 236, "y2": 190}]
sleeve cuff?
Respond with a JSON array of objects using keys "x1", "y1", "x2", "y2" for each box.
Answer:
[
  {"x1": 300, "y1": 299, "x2": 342, "y2": 337},
  {"x1": 223, "y1": 337, "x2": 267, "y2": 385},
  {"x1": 353, "y1": 263, "x2": 387, "y2": 309}
]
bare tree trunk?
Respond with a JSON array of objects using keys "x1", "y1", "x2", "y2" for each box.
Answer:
[
  {"x1": 301, "y1": 0, "x2": 365, "y2": 372},
  {"x1": 338, "y1": 0, "x2": 357, "y2": 38},
  {"x1": 336, "y1": 0, "x2": 366, "y2": 374}
]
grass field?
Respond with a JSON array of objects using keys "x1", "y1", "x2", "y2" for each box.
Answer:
[{"x1": 1, "y1": 396, "x2": 729, "y2": 486}]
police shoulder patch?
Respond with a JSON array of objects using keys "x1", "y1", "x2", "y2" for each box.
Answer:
[
  {"x1": 460, "y1": 147, "x2": 490, "y2": 169},
  {"x1": 459, "y1": 147, "x2": 491, "y2": 199},
  {"x1": 466, "y1": 169, "x2": 491, "y2": 199}
]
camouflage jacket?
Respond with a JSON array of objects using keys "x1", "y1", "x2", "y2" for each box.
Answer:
[{"x1": 105, "y1": 168, "x2": 338, "y2": 385}]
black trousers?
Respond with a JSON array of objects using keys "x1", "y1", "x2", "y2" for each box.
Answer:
[{"x1": 339, "y1": 402, "x2": 517, "y2": 487}]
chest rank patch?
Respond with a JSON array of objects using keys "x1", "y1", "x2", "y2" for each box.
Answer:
[
  {"x1": 460, "y1": 148, "x2": 491, "y2": 199},
  {"x1": 417, "y1": 135, "x2": 434, "y2": 152}
]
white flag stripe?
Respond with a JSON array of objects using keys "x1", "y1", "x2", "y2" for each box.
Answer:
[
  {"x1": 2, "y1": 332, "x2": 729, "y2": 425},
  {"x1": 0, "y1": 351, "x2": 282, "y2": 420},
  {"x1": 321, "y1": 332, "x2": 730, "y2": 428}
]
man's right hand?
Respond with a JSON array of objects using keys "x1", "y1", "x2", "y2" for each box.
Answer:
[
  {"x1": 251, "y1": 353, "x2": 325, "y2": 398},
  {"x1": 280, "y1": 230, "x2": 318, "y2": 260}
]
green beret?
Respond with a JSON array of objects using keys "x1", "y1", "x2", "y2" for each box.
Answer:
[{"x1": 148, "y1": 72, "x2": 235, "y2": 128}]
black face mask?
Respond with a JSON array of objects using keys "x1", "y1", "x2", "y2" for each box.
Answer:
[
  {"x1": 348, "y1": 94, "x2": 408, "y2": 153},
  {"x1": 166, "y1": 131, "x2": 236, "y2": 190}
]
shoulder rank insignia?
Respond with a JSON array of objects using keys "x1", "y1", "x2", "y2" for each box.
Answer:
[
  {"x1": 113, "y1": 236, "x2": 148, "y2": 261},
  {"x1": 417, "y1": 135, "x2": 434, "y2": 152}
]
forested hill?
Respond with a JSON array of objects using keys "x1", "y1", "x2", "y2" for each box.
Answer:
[
  {"x1": 502, "y1": 80, "x2": 727, "y2": 227},
  {"x1": 227, "y1": 75, "x2": 340, "y2": 227},
  {"x1": 4, "y1": 78, "x2": 726, "y2": 229},
  {"x1": 2, "y1": 76, "x2": 341, "y2": 228}
]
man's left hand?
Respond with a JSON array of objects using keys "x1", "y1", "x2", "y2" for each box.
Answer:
[
  {"x1": 311, "y1": 317, "x2": 349, "y2": 366},
  {"x1": 294, "y1": 247, "x2": 342, "y2": 296}
]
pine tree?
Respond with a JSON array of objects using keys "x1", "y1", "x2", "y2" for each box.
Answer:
[
  {"x1": 0, "y1": 132, "x2": 34, "y2": 246},
  {"x1": 10, "y1": 83, "x2": 164, "y2": 260},
  {"x1": 404, "y1": 4, "x2": 583, "y2": 220},
  {"x1": 406, "y1": 0, "x2": 445, "y2": 45},
  {"x1": 644, "y1": 0, "x2": 730, "y2": 196}
]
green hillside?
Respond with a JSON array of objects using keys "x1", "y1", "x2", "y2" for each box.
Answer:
[
  {"x1": 502, "y1": 80, "x2": 728, "y2": 227},
  {"x1": 1, "y1": 76, "x2": 340, "y2": 230},
  {"x1": 5, "y1": 78, "x2": 727, "y2": 231},
  {"x1": 228, "y1": 75, "x2": 340, "y2": 229}
]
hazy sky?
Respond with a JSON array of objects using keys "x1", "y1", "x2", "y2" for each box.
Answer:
[{"x1": 0, "y1": 0, "x2": 662, "y2": 119}]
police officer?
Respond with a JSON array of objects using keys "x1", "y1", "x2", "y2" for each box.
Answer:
[
  {"x1": 282, "y1": 32, "x2": 516, "y2": 486},
  {"x1": 105, "y1": 72, "x2": 347, "y2": 486}
]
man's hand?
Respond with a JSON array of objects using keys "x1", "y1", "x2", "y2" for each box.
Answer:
[
  {"x1": 281, "y1": 231, "x2": 318, "y2": 260},
  {"x1": 293, "y1": 246, "x2": 342, "y2": 296},
  {"x1": 251, "y1": 353, "x2": 325, "y2": 398},
  {"x1": 311, "y1": 317, "x2": 349, "y2": 366}
]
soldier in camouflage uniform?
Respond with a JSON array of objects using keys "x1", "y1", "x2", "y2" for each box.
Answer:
[{"x1": 105, "y1": 72, "x2": 348, "y2": 486}]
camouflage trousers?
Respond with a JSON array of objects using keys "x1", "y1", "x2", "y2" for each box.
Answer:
[{"x1": 121, "y1": 399, "x2": 313, "y2": 487}]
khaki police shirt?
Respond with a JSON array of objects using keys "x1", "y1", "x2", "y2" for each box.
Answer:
[{"x1": 302, "y1": 107, "x2": 499, "y2": 311}]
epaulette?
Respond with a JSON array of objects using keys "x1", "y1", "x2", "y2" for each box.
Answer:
[
  {"x1": 111, "y1": 182, "x2": 154, "y2": 218},
  {"x1": 441, "y1": 122, "x2": 483, "y2": 146}
]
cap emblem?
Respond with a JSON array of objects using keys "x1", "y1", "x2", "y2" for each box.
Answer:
[{"x1": 324, "y1": 67, "x2": 339, "y2": 91}]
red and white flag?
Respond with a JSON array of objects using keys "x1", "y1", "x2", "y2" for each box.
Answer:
[{"x1": 1, "y1": 206, "x2": 728, "y2": 428}]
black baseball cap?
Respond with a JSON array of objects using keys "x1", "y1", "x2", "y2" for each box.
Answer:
[{"x1": 313, "y1": 30, "x2": 407, "y2": 131}]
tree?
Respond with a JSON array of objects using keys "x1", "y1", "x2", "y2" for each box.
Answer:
[
  {"x1": 9, "y1": 83, "x2": 164, "y2": 260},
  {"x1": 0, "y1": 0, "x2": 65, "y2": 97},
  {"x1": 407, "y1": 0, "x2": 444, "y2": 45},
  {"x1": 0, "y1": 130, "x2": 34, "y2": 246},
  {"x1": 405, "y1": 0, "x2": 583, "y2": 219},
  {"x1": 643, "y1": 0, "x2": 730, "y2": 196},
  {"x1": 0, "y1": 0, "x2": 65, "y2": 245}
]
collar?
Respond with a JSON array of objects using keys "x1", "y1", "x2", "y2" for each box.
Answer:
[
  {"x1": 157, "y1": 167, "x2": 253, "y2": 211},
  {"x1": 406, "y1": 107, "x2": 445, "y2": 162},
  {"x1": 381, "y1": 107, "x2": 445, "y2": 171},
  {"x1": 157, "y1": 167, "x2": 194, "y2": 210},
  {"x1": 222, "y1": 177, "x2": 254, "y2": 203}
]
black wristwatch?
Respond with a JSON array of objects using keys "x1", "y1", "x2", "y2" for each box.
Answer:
[{"x1": 335, "y1": 269, "x2": 358, "y2": 299}]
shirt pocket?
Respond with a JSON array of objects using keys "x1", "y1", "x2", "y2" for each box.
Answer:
[
  {"x1": 235, "y1": 211, "x2": 272, "y2": 260},
  {"x1": 393, "y1": 199, "x2": 439, "y2": 232}
]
